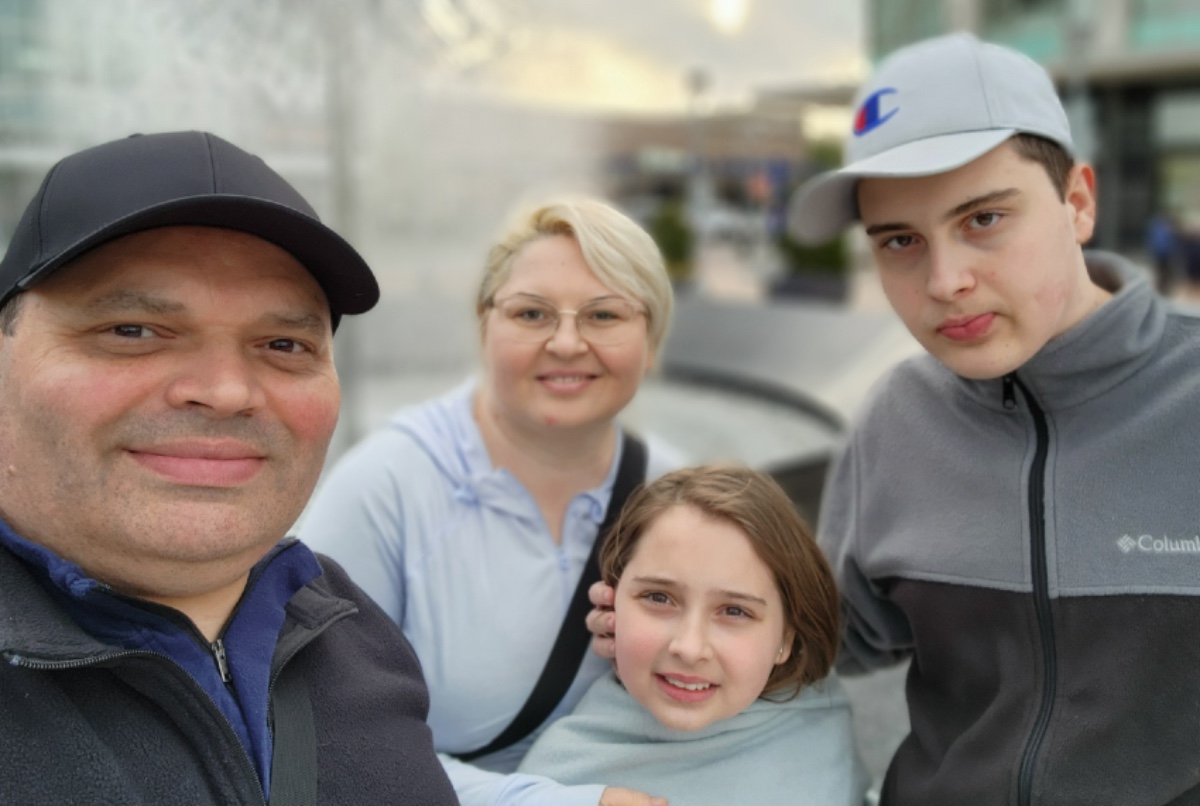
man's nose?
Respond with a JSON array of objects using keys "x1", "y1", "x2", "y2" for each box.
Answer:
[{"x1": 164, "y1": 343, "x2": 265, "y2": 417}]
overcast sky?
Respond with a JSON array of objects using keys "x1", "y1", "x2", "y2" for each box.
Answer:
[{"x1": 422, "y1": 0, "x2": 866, "y2": 114}]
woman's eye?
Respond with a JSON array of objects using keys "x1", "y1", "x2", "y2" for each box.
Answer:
[
  {"x1": 515, "y1": 307, "x2": 550, "y2": 323},
  {"x1": 110, "y1": 324, "x2": 154, "y2": 339}
]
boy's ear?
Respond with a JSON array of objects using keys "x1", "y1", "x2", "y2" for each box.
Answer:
[{"x1": 1066, "y1": 163, "x2": 1097, "y2": 246}]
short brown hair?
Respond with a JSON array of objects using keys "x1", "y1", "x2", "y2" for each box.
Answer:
[
  {"x1": 1010, "y1": 133, "x2": 1074, "y2": 200},
  {"x1": 600, "y1": 465, "x2": 840, "y2": 699}
]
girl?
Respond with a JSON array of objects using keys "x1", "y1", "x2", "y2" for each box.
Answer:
[{"x1": 519, "y1": 465, "x2": 869, "y2": 805}]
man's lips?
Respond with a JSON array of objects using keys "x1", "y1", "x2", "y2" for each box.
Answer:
[
  {"x1": 937, "y1": 312, "x2": 996, "y2": 342},
  {"x1": 127, "y1": 441, "x2": 266, "y2": 487}
]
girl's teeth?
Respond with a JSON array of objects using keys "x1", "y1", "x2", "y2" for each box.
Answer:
[{"x1": 665, "y1": 677, "x2": 711, "y2": 691}]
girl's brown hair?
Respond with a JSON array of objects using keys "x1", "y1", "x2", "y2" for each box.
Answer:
[{"x1": 600, "y1": 464, "x2": 840, "y2": 699}]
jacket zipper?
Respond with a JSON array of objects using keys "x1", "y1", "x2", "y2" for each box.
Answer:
[
  {"x1": 5, "y1": 648, "x2": 269, "y2": 806},
  {"x1": 1012, "y1": 375, "x2": 1058, "y2": 806}
]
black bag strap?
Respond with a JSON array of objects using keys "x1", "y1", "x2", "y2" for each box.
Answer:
[
  {"x1": 454, "y1": 432, "x2": 648, "y2": 762},
  {"x1": 268, "y1": 671, "x2": 319, "y2": 806}
]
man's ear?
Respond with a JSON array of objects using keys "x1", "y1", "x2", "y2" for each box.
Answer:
[{"x1": 1066, "y1": 163, "x2": 1097, "y2": 246}]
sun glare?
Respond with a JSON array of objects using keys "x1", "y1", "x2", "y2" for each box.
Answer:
[{"x1": 709, "y1": 0, "x2": 749, "y2": 35}]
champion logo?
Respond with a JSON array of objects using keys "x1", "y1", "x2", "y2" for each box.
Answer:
[
  {"x1": 1117, "y1": 534, "x2": 1200, "y2": 554},
  {"x1": 853, "y1": 88, "x2": 898, "y2": 136}
]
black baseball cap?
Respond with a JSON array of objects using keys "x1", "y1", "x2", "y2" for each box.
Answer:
[{"x1": 0, "y1": 130, "x2": 379, "y2": 329}]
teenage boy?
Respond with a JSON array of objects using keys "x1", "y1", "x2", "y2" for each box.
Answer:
[{"x1": 790, "y1": 33, "x2": 1200, "y2": 806}]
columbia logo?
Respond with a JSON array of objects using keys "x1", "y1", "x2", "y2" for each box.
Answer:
[{"x1": 1118, "y1": 534, "x2": 1200, "y2": 554}]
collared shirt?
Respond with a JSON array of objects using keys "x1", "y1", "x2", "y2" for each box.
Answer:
[{"x1": 298, "y1": 379, "x2": 680, "y2": 806}]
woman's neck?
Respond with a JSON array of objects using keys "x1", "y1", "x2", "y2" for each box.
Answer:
[{"x1": 473, "y1": 389, "x2": 617, "y2": 485}]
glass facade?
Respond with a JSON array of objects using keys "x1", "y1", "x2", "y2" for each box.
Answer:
[
  {"x1": 868, "y1": 0, "x2": 946, "y2": 61},
  {"x1": 1129, "y1": 0, "x2": 1200, "y2": 50},
  {"x1": 0, "y1": 0, "x2": 47, "y2": 143}
]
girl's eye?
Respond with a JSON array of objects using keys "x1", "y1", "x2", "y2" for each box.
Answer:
[
  {"x1": 642, "y1": 591, "x2": 671, "y2": 606},
  {"x1": 111, "y1": 324, "x2": 154, "y2": 339},
  {"x1": 723, "y1": 606, "x2": 750, "y2": 619}
]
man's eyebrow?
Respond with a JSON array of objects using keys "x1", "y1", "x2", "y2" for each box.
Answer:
[
  {"x1": 864, "y1": 188, "x2": 1021, "y2": 237},
  {"x1": 84, "y1": 289, "x2": 185, "y2": 315},
  {"x1": 265, "y1": 311, "x2": 329, "y2": 336}
]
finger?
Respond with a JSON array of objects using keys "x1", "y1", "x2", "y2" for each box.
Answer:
[
  {"x1": 588, "y1": 580, "x2": 615, "y2": 608},
  {"x1": 590, "y1": 631, "x2": 617, "y2": 661}
]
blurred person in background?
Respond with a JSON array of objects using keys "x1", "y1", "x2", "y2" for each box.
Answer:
[
  {"x1": 1143, "y1": 209, "x2": 1180, "y2": 296},
  {"x1": 300, "y1": 198, "x2": 679, "y2": 806},
  {"x1": 0, "y1": 131, "x2": 456, "y2": 804}
]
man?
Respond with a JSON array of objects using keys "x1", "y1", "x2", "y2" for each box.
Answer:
[
  {"x1": 786, "y1": 33, "x2": 1200, "y2": 805},
  {"x1": 0, "y1": 131, "x2": 458, "y2": 804}
]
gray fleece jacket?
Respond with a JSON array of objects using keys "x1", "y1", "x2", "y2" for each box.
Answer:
[{"x1": 819, "y1": 252, "x2": 1200, "y2": 806}]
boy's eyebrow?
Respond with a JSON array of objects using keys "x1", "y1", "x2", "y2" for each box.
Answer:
[{"x1": 864, "y1": 188, "x2": 1021, "y2": 236}]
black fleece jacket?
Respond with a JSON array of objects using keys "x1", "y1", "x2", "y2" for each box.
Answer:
[{"x1": 0, "y1": 546, "x2": 458, "y2": 805}]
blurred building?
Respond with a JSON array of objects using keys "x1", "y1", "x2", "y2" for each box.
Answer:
[{"x1": 866, "y1": 0, "x2": 1200, "y2": 254}]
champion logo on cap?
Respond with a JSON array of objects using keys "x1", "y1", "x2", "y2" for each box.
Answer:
[{"x1": 853, "y1": 88, "x2": 898, "y2": 136}]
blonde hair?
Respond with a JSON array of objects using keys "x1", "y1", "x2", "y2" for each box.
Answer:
[
  {"x1": 600, "y1": 465, "x2": 841, "y2": 699},
  {"x1": 476, "y1": 198, "x2": 673, "y2": 350}
]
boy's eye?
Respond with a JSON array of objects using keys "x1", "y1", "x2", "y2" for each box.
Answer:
[
  {"x1": 969, "y1": 211, "x2": 1001, "y2": 229},
  {"x1": 881, "y1": 234, "x2": 916, "y2": 250}
]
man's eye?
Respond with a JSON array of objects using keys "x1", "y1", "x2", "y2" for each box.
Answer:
[
  {"x1": 111, "y1": 324, "x2": 154, "y2": 339},
  {"x1": 267, "y1": 339, "x2": 307, "y2": 354}
]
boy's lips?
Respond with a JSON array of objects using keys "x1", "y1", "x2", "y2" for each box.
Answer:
[{"x1": 937, "y1": 312, "x2": 996, "y2": 342}]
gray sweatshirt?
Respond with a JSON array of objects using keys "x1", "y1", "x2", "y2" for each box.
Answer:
[{"x1": 819, "y1": 252, "x2": 1200, "y2": 805}]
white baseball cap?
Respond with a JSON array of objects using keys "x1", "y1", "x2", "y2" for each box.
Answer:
[{"x1": 788, "y1": 32, "x2": 1073, "y2": 244}]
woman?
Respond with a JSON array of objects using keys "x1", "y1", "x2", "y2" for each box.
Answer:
[{"x1": 299, "y1": 198, "x2": 678, "y2": 806}]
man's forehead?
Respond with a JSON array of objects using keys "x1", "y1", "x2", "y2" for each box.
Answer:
[{"x1": 36, "y1": 226, "x2": 333, "y2": 324}]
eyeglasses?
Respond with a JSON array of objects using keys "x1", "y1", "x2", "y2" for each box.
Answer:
[{"x1": 490, "y1": 294, "x2": 647, "y2": 345}]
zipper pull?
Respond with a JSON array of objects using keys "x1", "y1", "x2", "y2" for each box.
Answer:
[
  {"x1": 1002, "y1": 374, "x2": 1017, "y2": 410},
  {"x1": 211, "y1": 638, "x2": 232, "y2": 684}
]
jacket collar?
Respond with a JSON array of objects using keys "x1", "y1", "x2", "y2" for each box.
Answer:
[{"x1": 955, "y1": 251, "x2": 1164, "y2": 412}]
